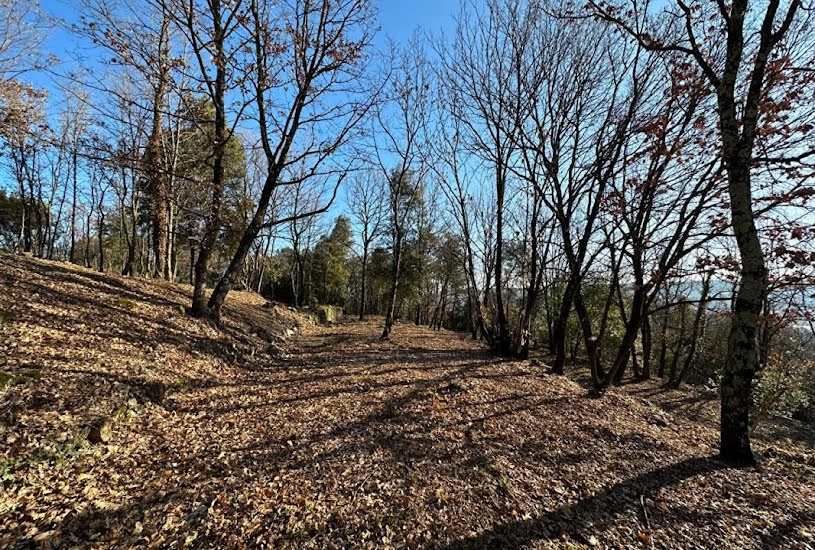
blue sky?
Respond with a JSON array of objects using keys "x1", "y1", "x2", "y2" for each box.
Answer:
[
  {"x1": 39, "y1": 0, "x2": 459, "y2": 55},
  {"x1": 376, "y1": 0, "x2": 458, "y2": 41},
  {"x1": 27, "y1": 0, "x2": 461, "y2": 236}
]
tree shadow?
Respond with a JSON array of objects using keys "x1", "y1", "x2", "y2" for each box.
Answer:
[{"x1": 436, "y1": 456, "x2": 727, "y2": 549}]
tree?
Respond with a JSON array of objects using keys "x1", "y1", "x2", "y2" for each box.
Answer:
[
  {"x1": 80, "y1": 0, "x2": 174, "y2": 278},
  {"x1": 441, "y1": 0, "x2": 522, "y2": 354},
  {"x1": 374, "y1": 36, "x2": 433, "y2": 340},
  {"x1": 348, "y1": 170, "x2": 385, "y2": 319},
  {"x1": 379, "y1": 169, "x2": 424, "y2": 339},
  {"x1": 430, "y1": 80, "x2": 492, "y2": 342},
  {"x1": 590, "y1": 0, "x2": 813, "y2": 466},
  {"x1": 0, "y1": 0, "x2": 46, "y2": 86},
  {"x1": 312, "y1": 215, "x2": 353, "y2": 306},
  {"x1": 204, "y1": 0, "x2": 376, "y2": 322},
  {"x1": 154, "y1": 0, "x2": 253, "y2": 314}
]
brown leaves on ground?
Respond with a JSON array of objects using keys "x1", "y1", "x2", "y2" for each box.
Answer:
[{"x1": 1, "y1": 256, "x2": 814, "y2": 549}]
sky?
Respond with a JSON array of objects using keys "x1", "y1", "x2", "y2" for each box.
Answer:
[
  {"x1": 31, "y1": 0, "x2": 460, "y2": 100},
  {"x1": 23, "y1": 0, "x2": 461, "y2": 236},
  {"x1": 39, "y1": 0, "x2": 460, "y2": 55},
  {"x1": 376, "y1": 0, "x2": 458, "y2": 41}
]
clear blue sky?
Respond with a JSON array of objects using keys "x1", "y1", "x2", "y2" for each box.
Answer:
[
  {"x1": 34, "y1": 0, "x2": 460, "y2": 104},
  {"x1": 29, "y1": 0, "x2": 460, "y2": 235},
  {"x1": 376, "y1": 0, "x2": 458, "y2": 41},
  {"x1": 39, "y1": 0, "x2": 459, "y2": 53}
]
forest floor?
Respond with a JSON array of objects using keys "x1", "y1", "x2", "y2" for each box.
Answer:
[{"x1": 1, "y1": 255, "x2": 814, "y2": 549}]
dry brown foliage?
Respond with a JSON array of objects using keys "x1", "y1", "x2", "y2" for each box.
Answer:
[{"x1": 0, "y1": 256, "x2": 813, "y2": 548}]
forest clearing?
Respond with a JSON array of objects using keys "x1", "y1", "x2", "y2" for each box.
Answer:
[
  {"x1": 2, "y1": 0, "x2": 815, "y2": 547},
  {"x1": 1, "y1": 256, "x2": 813, "y2": 549}
]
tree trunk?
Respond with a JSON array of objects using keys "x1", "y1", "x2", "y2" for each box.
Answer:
[
  {"x1": 98, "y1": 210, "x2": 105, "y2": 272},
  {"x1": 358, "y1": 246, "x2": 368, "y2": 320},
  {"x1": 191, "y1": 4, "x2": 227, "y2": 318},
  {"x1": 493, "y1": 169, "x2": 511, "y2": 355},
  {"x1": 657, "y1": 305, "x2": 669, "y2": 378},
  {"x1": 146, "y1": 81, "x2": 169, "y2": 280},
  {"x1": 670, "y1": 278, "x2": 710, "y2": 388},
  {"x1": 572, "y1": 287, "x2": 603, "y2": 389},
  {"x1": 381, "y1": 232, "x2": 403, "y2": 340},
  {"x1": 641, "y1": 315, "x2": 652, "y2": 380},
  {"x1": 552, "y1": 277, "x2": 576, "y2": 374},
  {"x1": 719, "y1": 160, "x2": 766, "y2": 466},
  {"x1": 69, "y1": 148, "x2": 78, "y2": 263}
]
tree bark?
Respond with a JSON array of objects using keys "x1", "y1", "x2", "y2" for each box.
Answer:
[
  {"x1": 191, "y1": 1, "x2": 226, "y2": 317},
  {"x1": 358, "y1": 246, "x2": 368, "y2": 320},
  {"x1": 719, "y1": 162, "x2": 766, "y2": 465},
  {"x1": 381, "y1": 229, "x2": 403, "y2": 340}
]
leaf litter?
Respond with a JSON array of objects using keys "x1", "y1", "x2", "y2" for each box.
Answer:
[{"x1": 0, "y1": 256, "x2": 813, "y2": 549}]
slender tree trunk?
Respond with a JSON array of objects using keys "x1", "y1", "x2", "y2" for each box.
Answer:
[
  {"x1": 552, "y1": 277, "x2": 576, "y2": 374},
  {"x1": 381, "y1": 231, "x2": 402, "y2": 340},
  {"x1": 359, "y1": 245, "x2": 368, "y2": 320},
  {"x1": 670, "y1": 278, "x2": 709, "y2": 388},
  {"x1": 641, "y1": 314, "x2": 652, "y2": 380},
  {"x1": 493, "y1": 168, "x2": 512, "y2": 354},
  {"x1": 69, "y1": 148, "x2": 78, "y2": 263},
  {"x1": 572, "y1": 287, "x2": 603, "y2": 390},
  {"x1": 657, "y1": 304, "x2": 669, "y2": 378},
  {"x1": 84, "y1": 210, "x2": 92, "y2": 268},
  {"x1": 605, "y1": 291, "x2": 647, "y2": 387},
  {"x1": 719, "y1": 161, "x2": 766, "y2": 465},
  {"x1": 667, "y1": 304, "x2": 687, "y2": 384},
  {"x1": 191, "y1": 4, "x2": 227, "y2": 317},
  {"x1": 98, "y1": 210, "x2": 105, "y2": 273}
]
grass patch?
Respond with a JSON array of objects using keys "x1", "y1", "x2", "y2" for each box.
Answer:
[
  {"x1": 1, "y1": 437, "x2": 85, "y2": 489},
  {"x1": 115, "y1": 298, "x2": 137, "y2": 311},
  {"x1": 0, "y1": 369, "x2": 42, "y2": 388}
]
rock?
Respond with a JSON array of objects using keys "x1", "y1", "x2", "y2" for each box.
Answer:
[
  {"x1": 437, "y1": 382, "x2": 465, "y2": 395},
  {"x1": 0, "y1": 368, "x2": 42, "y2": 387},
  {"x1": 114, "y1": 403, "x2": 129, "y2": 422},
  {"x1": 0, "y1": 371, "x2": 13, "y2": 387},
  {"x1": 184, "y1": 504, "x2": 209, "y2": 522},
  {"x1": 143, "y1": 381, "x2": 168, "y2": 405},
  {"x1": 647, "y1": 412, "x2": 669, "y2": 428},
  {"x1": 530, "y1": 358, "x2": 550, "y2": 370},
  {"x1": 88, "y1": 417, "x2": 113, "y2": 444},
  {"x1": 114, "y1": 399, "x2": 140, "y2": 422},
  {"x1": 315, "y1": 305, "x2": 343, "y2": 324},
  {"x1": 18, "y1": 368, "x2": 42, "y2": 380},
  {"x1": 115, "y1": 298, "x2": 136, "y2": 311}
]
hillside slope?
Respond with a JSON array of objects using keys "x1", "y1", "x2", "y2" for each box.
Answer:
[{"x1": 1, "y1": 256, "x2": 814, "y2": 549}]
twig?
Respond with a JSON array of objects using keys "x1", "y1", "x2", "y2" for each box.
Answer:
[{"x1": 640, "y1": 492, "x2": 654, "y2": 547}]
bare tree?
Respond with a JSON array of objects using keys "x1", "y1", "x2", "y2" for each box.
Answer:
[
  {"x1": 590, "y1": 0, "x2": 813, "y2": 466},
  {"x1": 441, "y1": 0, "x2": 530, "y2": 354},
  {"x1": 0, "y1": 0, "x2": 47, "y2": 86},
  {"x1": 153, "y1": 0, "x2": 254, "y2": 313},
  {"x1": 430, "y1": 78, "x2": 492, "y2": 342},
  {"x1": 347, "y1": 170, "x2": 385, "y2": 320},
  {"x1": 79, "y1": 0, "x2": 174, "y2": 279},
  {"x1": 374, "y1": 38, "x2": 431, "y2": 340},
  {"x1": 204, "y1": 0, "x2": 377, "y2": 322}
]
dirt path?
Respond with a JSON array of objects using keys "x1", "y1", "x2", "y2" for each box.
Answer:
[{"x1": 3, "y1": 283, "x2": 815, "y2": 550}]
